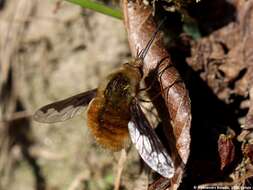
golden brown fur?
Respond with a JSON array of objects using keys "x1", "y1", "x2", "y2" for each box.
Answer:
[{"x1": 86, "y1": 62, "x2": 142, "y2": 151}]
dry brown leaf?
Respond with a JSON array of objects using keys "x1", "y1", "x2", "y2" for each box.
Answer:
[
  {"x1": 242, "y1": 144, "x2": 253, "y2": 164},
  {"x1": 123, "y1": 0, "x2": 191, "y2": 188},
  {"x1": 186, "y1": 0, "x2": 253, "y2": 186},
  {"x1": 218, "y1": 134, "x2": 235, "y2": 170}
]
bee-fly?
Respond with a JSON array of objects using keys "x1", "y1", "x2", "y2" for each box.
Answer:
[{"x1": 34, "y1": 21, "x2": 175, "y2": 178}]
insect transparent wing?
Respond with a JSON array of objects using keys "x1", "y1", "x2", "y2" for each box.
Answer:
[
  {"x1": 128, "y1": 99, "x2": 175, "y2": 178},
  {"x1": 33, "y1": 89, "x2": 97, "y2": 123}
]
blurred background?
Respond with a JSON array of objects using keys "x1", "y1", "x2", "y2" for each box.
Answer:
[{"x1": 0, "y1": 0, "x2": 143, "y2": 189}]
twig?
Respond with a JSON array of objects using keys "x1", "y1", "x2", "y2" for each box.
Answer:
[
  {"x1": 67, "y1": 172, "x2": 89, "y2": 190},
  {"x1": 0, "y1": 111, "x2": 32, "y2": 124},
  {"x1": 114, "y1": 149, "x2": 127, "y2": 190}
]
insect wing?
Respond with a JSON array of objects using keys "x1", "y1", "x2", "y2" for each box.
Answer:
[
  {"x1": 128, "y1": 100, "x2": 175, "y2": 178},
  {"x1": 33, "y1": 89, "x2": 97, "y2": 123}
]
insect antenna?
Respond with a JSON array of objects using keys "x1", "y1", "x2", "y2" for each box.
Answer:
[{"x1": 137, "y1": 17, "x2": 167, "y2": 59}]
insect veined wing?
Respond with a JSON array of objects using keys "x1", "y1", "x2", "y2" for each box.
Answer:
[
  {"x1": 128, "y1": 99, "x2": 175, "y2": 178},
  {"x1": 33, "y1": 89, "x2": 97, "y2": 123}
]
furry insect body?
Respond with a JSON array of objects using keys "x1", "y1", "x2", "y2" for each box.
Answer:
[
  {"x1": 33, "y1": 22, "x2": 176, "y2": 178},
  {"x1": 87, "y1": 62, "x2": 142, "y2": 151}
]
